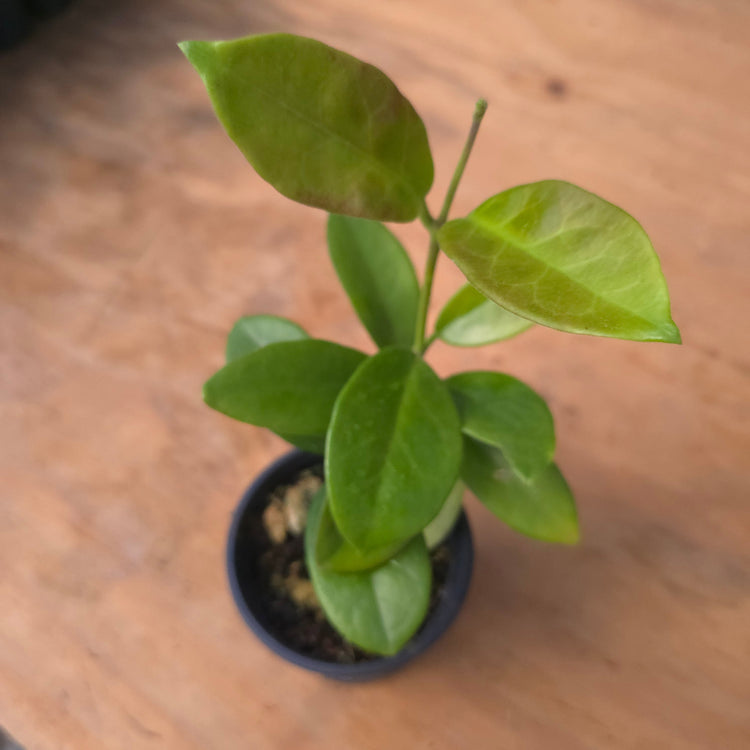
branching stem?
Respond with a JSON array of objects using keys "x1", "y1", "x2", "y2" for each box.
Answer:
[{"x1": 413, "y1": 99, "x2": 488, "y2": 354}]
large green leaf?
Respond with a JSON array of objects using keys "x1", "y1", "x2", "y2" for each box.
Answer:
[
  {"x1": 203, "y1": 339, "x2": 365, "y2": 439},
  {"x1": 438, "y1": 180, "x2": 681, "y2": 343},
  {"x1": 314, "y1": 491, "x2": 406, "y2": 573},
  {"x1": 461, "y1": 437, "x2": 579, "y2": 544},
  {"x1": 447, "y1": 371, "x2": 554, "y2": 481},
  {"x1": 435, "y1": 285, "x2": 533, "y2": 347},
  {"x1": 179, "y1": 34, "x2": 433, "y2": 221},
  {"x1": 326, "y1": 348, "x2": 462, "y2": 551},
  {"x1": 327, "y1": 214, "x2": 419, "y2": 348},
  {"x1": 225, "y1": 315, "x2": 308, "y2": 362},
  {"x1": 306, "y1": 489, "x2": 432, "y2": 655}
]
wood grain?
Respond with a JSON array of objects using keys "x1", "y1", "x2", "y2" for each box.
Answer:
[{"x1": 1, "y1": 1, "x2": 748, "y2": 748}]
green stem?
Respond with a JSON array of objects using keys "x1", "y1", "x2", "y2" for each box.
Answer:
[
  {"x1": 412, "y1": 232, "x2": 440, "y2": 353},
  {"x1": 413, "y1": 99, "x2": 488, "y2": 354},
  {"x1": 437, "y1": 98, "x2": 487, "y2": 225}
]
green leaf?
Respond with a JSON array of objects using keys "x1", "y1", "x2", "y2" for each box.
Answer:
[
  {"x1": 461, "y1": 437, "x2": 579, "y2": 544},
  {"x1": 326, "y1": 348, "x2": 462, "y2": 551},
  {"x1": 423, "y1": 481, "x2": 464, "y2": 549},
  {"x1": 306, "y1": 488, "x2": 431, "y2": 655},
  {"x1": 435, "y1": 284, "x2": 533, "y2": 347},
  {"x1": 225, "y1": 315, "x2": 308, "y2": 362},
  {"x1": 315, "y1": 492, "x2": 406, "y2": 572},
  {"x1": 438, "y1": 180, "x2": 681, "y2": 344},
  {"x1": 203, "y1": 339, "x2": 365, "y2": 440},
  {"x1": 327, "y1": 214, "x2": 419, "y2": 348},
  {"x1": 179, "y1": 34, "x2": 433, "y2": 222},
  {"x1": 447, "y1": 371, "x2": 554, "y2": 481}
]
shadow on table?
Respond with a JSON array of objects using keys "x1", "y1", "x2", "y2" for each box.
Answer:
[
  {"x1": 0, "y1": 0, "x2": 291, "y2": 112},
  {"x1": 0, "y1": 0, "x2": 292, "y2": 230}
]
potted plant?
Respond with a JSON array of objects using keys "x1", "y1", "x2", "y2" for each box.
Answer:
[{"x1": 179, "y1": 33, "x2": 680, "y2": 679}]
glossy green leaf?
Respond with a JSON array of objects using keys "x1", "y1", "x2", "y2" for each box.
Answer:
[
  {"x1": 423, "y1": 481, "x2": 464, "y2": 549},
  {"x1": 327, "y1": 214, "x2": 419, "y2": 348},
  {"x1": 447, "y1": 371, "x2": 554, "y2": 481},
  {"x1": 461, "y1": 437, "x2": 579, "y2": 544},
  {"x1": 179, "y1": 34, "x2": 433, "y2": 221},
  {"x1": 438, "y1": 180, "x2": 681, "y2": 343},
  {"x1": 225, "y1": 315, "x2": 308, "y2": 362},
  {"x1": 203, "y1": 340, "x2": 365, "y2": 440},
  {"x1": 326, "y1": 348, "x2": 462, "y2": 551},
  {"x1": 435, "y1": 285, "x2": 533, "y2": 347},
  {"x1": 315, "y1": 492, "x2": 406, "y2": 572},
  {"x1": 306, "y1": 488, "x2": 431, "y2": 655}
]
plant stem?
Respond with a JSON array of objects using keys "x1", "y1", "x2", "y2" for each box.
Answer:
[
  {"x1": 413, "y1": 233, "x2": 440, "y2": 353},
  {"x1": 437, "y1": 98, "x2": 487, "y2": 224},
  {"x1": 413, "y1": 99, "x2": 488, "y2": 354}
]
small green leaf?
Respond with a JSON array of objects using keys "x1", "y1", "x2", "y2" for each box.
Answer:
[
  {"x1": 435, "y1": 285, "x2": 533, "y2": 347},
  {"x1": 326, "y1": 348, "x2": 462, "y2": 551},
  {"x1": 315, "y1": 491, "x2": 406, "y2": 572},
  {"x1": 179, "y1": 34, "x2": 433, "y2": 221},
  {"x1": 461, "y1": 437, "x2": 579, "y2": 544},
  {"x1": 203, "y1": 340, "x2": 365, "y2": 440},
  {"x1": 438, "y1": 180, "x2": 681, "y2": 343},
  {"x1": 423, "y1": 481, "x2": 464, "y2": 549},
  {"x1": 327, "y1": 214, "x2": 419, "y2": 348},
  {"x1": 447, "y1": 371, "x2": 554, "y2": 481},
  {"x1": 306, "y1": 489, "x2": 431, "y2": 655},
  {"x1": 226, "y1": 315, "x2": 308, "y2": 362}
]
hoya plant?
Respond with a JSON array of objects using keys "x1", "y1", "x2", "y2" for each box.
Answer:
[{"x1": 180, "y1": 33, "x2": 680, "y2": 656}]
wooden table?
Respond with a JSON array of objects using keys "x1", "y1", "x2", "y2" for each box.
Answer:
[{"x1": 1, "y1": 1, "x2": 748, "y2": 747}]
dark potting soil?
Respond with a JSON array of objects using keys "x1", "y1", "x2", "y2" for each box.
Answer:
[{"x1": 239, "y1": 464, "x2": 453, "y2": 664}]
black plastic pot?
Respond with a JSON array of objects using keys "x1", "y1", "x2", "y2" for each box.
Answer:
[{"x1": 227, "y1": 449, "x2": 474, "y2": 681}]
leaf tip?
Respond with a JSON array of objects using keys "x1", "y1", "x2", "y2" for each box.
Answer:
[
  {"x1": 178, "y1": 39, "x2": 216, "y2": 73},
  {"x1": 379, "y1": 643, "x2": 401, "y2": 657},
  {"x1": 665, "y1": 321, "x2": 682, "y2": 345},
  {"x1": 650, "y1": 319, "x2": 681, "y2": 345},
  {"x1": 561, "y1": 521, "x2": 581, "y2": 545}
]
